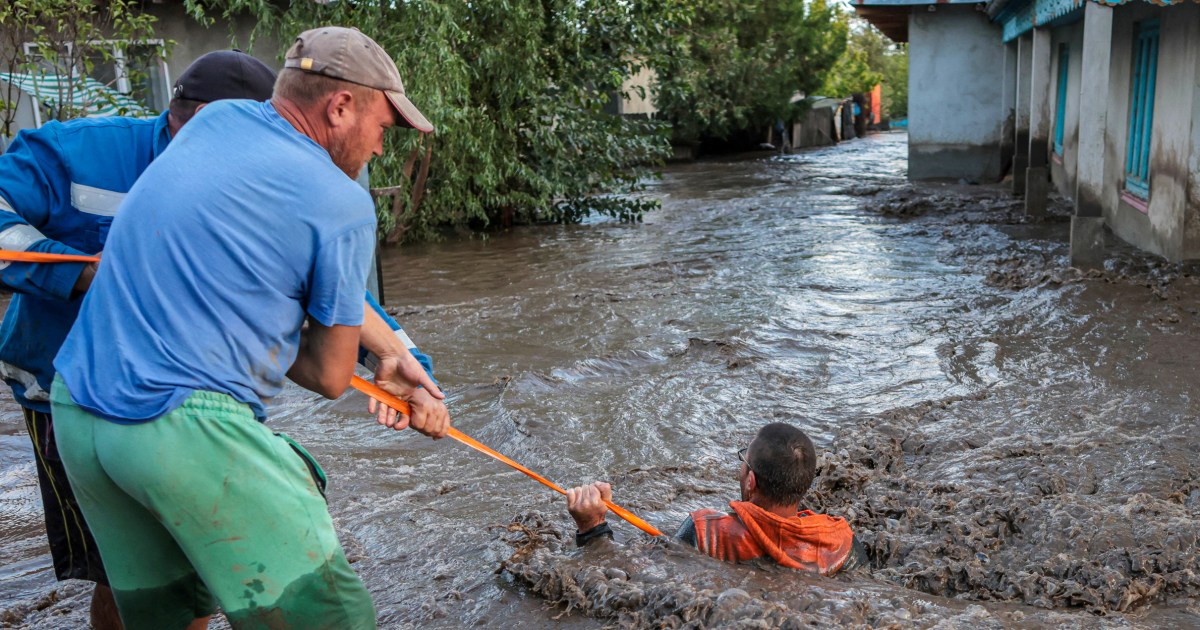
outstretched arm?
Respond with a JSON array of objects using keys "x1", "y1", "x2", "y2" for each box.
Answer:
[
  {"x1": 567, "y1": 482, "x2": 615, "y2": 547},
  {"x1": 361, "y1": 292, "x2": 436, "y2": 378},
  {"x1": 359, "y1": 304, "x2": 450, "y2": 439}
]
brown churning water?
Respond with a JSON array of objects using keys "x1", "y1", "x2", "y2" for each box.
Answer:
[{"x1": 2, "y1": 132, "x2": 1200, "y2": 627}]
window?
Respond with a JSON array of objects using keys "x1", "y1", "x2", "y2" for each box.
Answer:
[
  {"x1": 1053, "y1": 44, "x2": 1069, "y2": 155},
  {"x1": 1124, "y1": 20, "x2": 1159, "y2": 200},
  {"x1": 86, "y1": 41, "x2": 171, "y2": 112},
  {"x1": 19, "y1": 40, "x2": 169, "y2": 117}
]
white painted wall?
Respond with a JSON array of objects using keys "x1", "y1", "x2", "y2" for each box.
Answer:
[
  {"x1": 0, "y1": 3, "x2": 281, "y2": 137},
  {"x1": 143, "y1": 3, "x2": 282, "y2": 81},
  {"x1": 1145, "y1": 4, "x2": 1198, "y2": 260},
  {"x1": 1049, "y1": 21, "x2": 1084, "y2": 200},
  {"x1": 1102, "y1": 2, "x2": 1199, "y2": 261},
  {"x1": 0, "y1": 80, "x2": 38, "y2": 139},
  {"x1": 618, "y1": 64, "x2": 657, "y2": 116},
  {"x1": 907, "y1": 5, "x2": 1006, "y2": 180}
]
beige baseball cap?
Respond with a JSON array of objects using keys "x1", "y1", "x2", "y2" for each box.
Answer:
[{"x1": 284, "y1": 26, "x2": 433, "y2": 133}]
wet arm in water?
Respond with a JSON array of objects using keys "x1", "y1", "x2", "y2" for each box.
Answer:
[
  {"x1": 574, "y1": 517, "x2": 695, "y2": 548},
  {"x1": 839, "y1": 536, "x2": 870, "y2": 573},
  {"x1": 673, "y1": 517, "x2": 699, "y2": 547}
]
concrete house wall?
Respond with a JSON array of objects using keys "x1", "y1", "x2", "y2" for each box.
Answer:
[
  {"x1": 859, "y1": 0, "x2": 1200, "y2": 264},
  {"x1": 1186, "y1": 13, "x2": 1200, "y2": 260},
  {"x1": 142, "y1": 4, "x2": 281, "y2": 83},
  {"x1": 907, "y1": 5, "x2": 1006, "y2": 181},
  {"x1": 1048, "y1": 22, "x2": 1082, "y2": 201},
  {"x1": 1098, "y1": 3, "x2": 1200, "y2": 261}
]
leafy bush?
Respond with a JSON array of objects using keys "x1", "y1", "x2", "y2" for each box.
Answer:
[{"x1": 185, "y1": 0, "x2": 674, "y2": 242}]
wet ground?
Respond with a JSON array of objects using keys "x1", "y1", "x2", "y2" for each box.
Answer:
[{"x1": 3, "y1": 132, "x2": 1200, "y2": 628}]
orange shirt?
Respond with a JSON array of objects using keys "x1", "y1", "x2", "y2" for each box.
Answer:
[{"x1": 690, "y1": 501, "x2": 856, "y2": 575}]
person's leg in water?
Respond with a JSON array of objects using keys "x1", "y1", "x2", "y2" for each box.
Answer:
[
  {"x1": 91, "y1": 585, "x2": 120, "y2": 630},
  {"x1": 50, "y1": 383, "x2": 217, "y2": 630},
  {"x1": 23, "y1": 408, "x2": 126, "y2": 630}
]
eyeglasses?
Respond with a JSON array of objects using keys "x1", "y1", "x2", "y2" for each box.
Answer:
[{"x1": 737, "y1": 447, "x2": 754, "y2": 474}]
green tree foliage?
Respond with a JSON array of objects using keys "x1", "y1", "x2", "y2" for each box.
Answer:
[
  {"x1": 822, "y1": 18, "x2": 908, "y2": 119},
  {"x1": 185, "y1": 0, "x2": 677, "y2": 241},
  {"x1": 820, "y1": 36, "x2": 882, "y2": 97},
  {"x1": 883, "y1": 46, "x2": 908, "y2": 119},
  {"x1": 0, "y1": 0, "x2": 160, "y2": 136},
  {"x1": 653, "y1": 0, "x2": 847, "y2": 145}
]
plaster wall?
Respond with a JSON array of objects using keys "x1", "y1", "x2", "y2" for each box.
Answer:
[
  {"x1": 145, "y1": 3, "x2": 283, "y2": 80},
  {"x1": 1074, "y1": 2, "x2": 1114, "y2": 219},
  {"x1": 1027, "y1": 28, "x2": 1052, "y2": 171},
  {"x1": 1049, "y1": 22, "x2": 1083, "y2": 201},
  {"x1": 1102, "y1": 3, "x2": 1199, "y2": 261},
  {"x1": 618, "y1": 65, "x2": 658, "y2": 116},
  {"x1": 1188, "y1": 11, "x2": 1200, "y2": 259},
  {"x1": 907, "y1": 5, "x2": 1006, "y2": 180},
  {"x1": 0, "y1": 4, "x2": 281, "y2": 136},
  {"x1": 1000, "y1": 42, "x2": 1017, "y2": 175},
  {"x1": 1157, "y1": 4, "x2": 1200, "y2": 260}
]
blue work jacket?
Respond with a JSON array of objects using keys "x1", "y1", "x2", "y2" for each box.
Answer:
[{"x1": 0, "y1": 112, "x2": 431, "y2": 412}]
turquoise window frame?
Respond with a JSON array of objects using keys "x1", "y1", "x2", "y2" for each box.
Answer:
[
  {"x1": 1124, "y1": 20, "x2": 1159, "y2": 200},
  {"x1": 1053, "y1": 44, "x2": 1069, "y2": 155}
]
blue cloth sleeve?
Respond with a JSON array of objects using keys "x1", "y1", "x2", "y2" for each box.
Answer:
[
  {"x1": 361, "y1": 290, "x2": 435, "y2": 380},
  {"x1": 306, "y1": 223, "x2": 373, "y2": 327},
  {"x1": 0, "y1": 125, "x2": 90, "y2": 299}
]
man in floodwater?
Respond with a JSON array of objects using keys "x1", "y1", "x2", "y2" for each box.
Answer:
[{"x1": 566, "y1": 422, "x2": 866, "y2": 576}]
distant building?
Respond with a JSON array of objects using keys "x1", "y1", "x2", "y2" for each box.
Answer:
[
  {"x1": 855, "y1": 0, "x2": 1200, "y2": 265},
  {"x1": 793, "y1": 97, "x2": 843, "y2": 149},
  {"x1": 604, "y1": 61, "x2": 658, "y2": 118}
]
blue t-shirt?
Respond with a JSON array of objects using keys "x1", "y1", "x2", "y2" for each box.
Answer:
[{"x1": 54, "y1": 100, "x2": 376, "y2": 422}]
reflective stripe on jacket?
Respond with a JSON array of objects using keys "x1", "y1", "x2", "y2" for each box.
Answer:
[{"x1": 0, "y1": 113, "x2": 169, "y2": 411}]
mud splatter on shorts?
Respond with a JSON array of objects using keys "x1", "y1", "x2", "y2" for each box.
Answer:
[{"x1": 50, "y1": 376, "x2": 376, "y2": 630}]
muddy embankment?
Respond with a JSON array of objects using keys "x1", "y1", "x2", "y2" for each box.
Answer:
[{"x1": 499, "y1": 182, "x2": 1200, "y2": 628}]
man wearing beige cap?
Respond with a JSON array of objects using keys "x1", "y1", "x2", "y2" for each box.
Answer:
[{"x1": 50, "y1": 27, "x2": 434, "y2": 629}]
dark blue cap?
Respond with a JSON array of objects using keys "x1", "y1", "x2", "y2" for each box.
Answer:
[{"x1": 172, "y1": 50, "x2": 276, "y2": 103}]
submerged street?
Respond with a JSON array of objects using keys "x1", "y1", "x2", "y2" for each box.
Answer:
[{"x1": 3, "y1": 132, "x2": 1199, "y2": 627}]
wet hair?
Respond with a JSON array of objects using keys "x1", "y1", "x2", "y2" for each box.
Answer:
[
  {"x1": 746, "y1": 422, "x2": 817, "y2": 506},
  {"x1": 273, "y1": 68, "x2": 376, "y2": 113},
  {"x1": 167, "y1": 98, "x2": 205, "y2": 127}
]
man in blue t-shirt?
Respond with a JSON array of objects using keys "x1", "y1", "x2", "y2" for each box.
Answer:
[
  {"x1": 0, "y1": 51, "x2": 278, "y2": 630},
  {"x1": 50, "y1": 28, "x2": 443, "y2": 629},
  {"x1": 0, "y1": 49, "x2": 447, "y2": 630}
]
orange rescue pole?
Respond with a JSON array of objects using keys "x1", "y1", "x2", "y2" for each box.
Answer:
[
  {"x1": 351, "y1": 375, "x2": 664, "y2": 537},
  {"x1": 0, "y1": 250, "x2": 100, "y2": 264},
  {"x1": 0, "y1": 250, "x2": 664, "y2": 537}
]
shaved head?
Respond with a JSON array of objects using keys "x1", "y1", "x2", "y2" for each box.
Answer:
[{"x1": 746, "y1": 422, "x2": 817, "y2": 505}]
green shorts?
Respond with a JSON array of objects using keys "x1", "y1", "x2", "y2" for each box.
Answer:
[{"x1": 50, "y1": 377, "x2": 375, "y2": 630}]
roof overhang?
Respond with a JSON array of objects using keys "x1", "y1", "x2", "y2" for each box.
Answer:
[
  {"x1": 853, "y1": 4, "x2": 913, "y2": 42},
  {"x1": 853, "y1": 0, "x2": 987, "y2": 43}
]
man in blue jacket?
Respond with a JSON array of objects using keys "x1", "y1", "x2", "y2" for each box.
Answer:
[{"x1": 0, "y1": 49, "x2": 446, "y2": 630}]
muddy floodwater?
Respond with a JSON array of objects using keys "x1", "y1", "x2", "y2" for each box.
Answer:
[{"x1": 4, "y1": 132, "x2": 1200, "y2": 628}]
